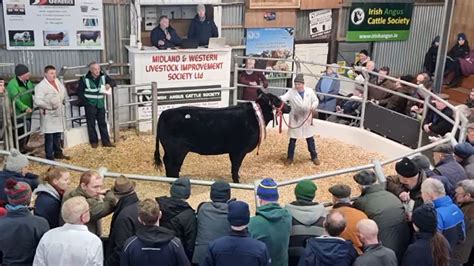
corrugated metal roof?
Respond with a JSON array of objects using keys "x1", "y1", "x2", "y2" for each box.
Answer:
[{"x1": 372, "y1": 4, "x2": 443, "y2": 76}]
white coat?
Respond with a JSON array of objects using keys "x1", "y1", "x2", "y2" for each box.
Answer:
[
  {"x1": 280, "y1": 86, "x2": 319, "y2": 139},
  {"x1": 34, "y1": 78, "x2": 66, "y2": 134}
]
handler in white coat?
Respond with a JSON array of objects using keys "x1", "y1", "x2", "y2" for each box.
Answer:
[
  {"x1": 280, "y1": 74, "x2": 320, "y2": 165},
  {"x1": 34, "y1": 65, "x2": 70, "y2": 161}
]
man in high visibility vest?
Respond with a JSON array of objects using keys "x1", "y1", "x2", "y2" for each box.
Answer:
[{"x1": 77, "y1": 62, "x2": 116, "y2": 148}]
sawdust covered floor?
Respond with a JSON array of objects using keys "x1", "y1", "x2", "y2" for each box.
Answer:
[{"x1": 28, "y1": 130, "x2": 396, "y2": 234}]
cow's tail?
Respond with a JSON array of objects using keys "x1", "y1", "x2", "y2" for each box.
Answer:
[{"x1": 154, "y1": 117, "x2": 163, "y2": 172}]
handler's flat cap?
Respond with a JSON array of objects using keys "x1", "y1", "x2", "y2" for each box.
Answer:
[
  {"x1": 353, "y1": 170, "x2": 377, "y2": 186},
  {"x1": 328, "y1": 184, "x2": 351, "y2": 198},
  {"x1": 432, "y1": 144, "x2": 454, "y2": 154}
]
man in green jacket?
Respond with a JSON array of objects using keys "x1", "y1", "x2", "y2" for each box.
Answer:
[
  {"x1": 6, "y1": 64, "x2": 35, "y2": 152},
  {"x1": 249, "y1": 178, "x2": 292, "y2": 266},
  {"x1": 62, "y1": 170, "x2": 117, "y2": 236}
]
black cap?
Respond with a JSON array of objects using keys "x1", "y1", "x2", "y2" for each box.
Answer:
[
  {"x1": 328, "y1": 184, "x2": 351, "y2": 198},
  {"x1": 353, "y1": 170, "x2": 377, "y2": 185},
  {"x1": 14, "y1": 64, "x2": 29, "y2": 77},
  {"x1": 412, "y1": 203, "x2": 438, "y2": 234},
  {"x1": 170, "y1": 177, "x2": 191, "y2": 199},
  {"x1": 227, "y1": 200, "x2": 250, "y2": 227},
  {"x1": 210, "y1": 180, "x2": 231, "y2": 203},
  {"x1": 395, "y1": 157, "x2": 419, "y2": 178}
]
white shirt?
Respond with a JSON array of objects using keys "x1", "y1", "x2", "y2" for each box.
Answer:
[{"x1": 33, "y1": 223, "x2": 103, "y2": 266}]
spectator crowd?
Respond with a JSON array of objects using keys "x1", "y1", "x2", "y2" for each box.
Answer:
[{"x1": 0, "y1": 137, "x2": 473, "y2": 266}]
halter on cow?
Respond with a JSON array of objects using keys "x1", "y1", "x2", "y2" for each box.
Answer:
[{"x1": 154, "y1": 89, "x2": 290, "y2": 183}]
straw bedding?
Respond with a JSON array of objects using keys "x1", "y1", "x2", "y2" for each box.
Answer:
[{"x1": 21, "y1": 129, "x2": 396, "y2": 234}]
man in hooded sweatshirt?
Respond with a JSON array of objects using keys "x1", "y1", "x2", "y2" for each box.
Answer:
[
  {"x1": 249, "y1": 178, "x2": 292, "y2": 266},
  {"x1": 156, "y1": 177, "x2": 197, "y2": 261},
  {"x1": 192, "y1": 180, "x2": 231, "y2": 264},
  {"x1": 120, "y1": 199, "x2": 190, "y2": 266},
  {"x1": 298, "y1": 210, "x2": 358, "y2": 266},
  {"x1": 285, "y1": 179, "x2": 326, "y2": 266},
  {"x1": 187, "y1": 4, "x2": 218, "y2": 46}
]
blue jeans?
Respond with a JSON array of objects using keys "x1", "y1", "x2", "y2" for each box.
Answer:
[
  {"x1": 287, "y1": 137, "x2": 318, "y2": 160},
  {"x1": 44, "y1": 132, "x2": 62, "y2": 160}
]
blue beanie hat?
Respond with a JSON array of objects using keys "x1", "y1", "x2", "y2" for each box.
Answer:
[
  {"x1": 458, "y1": 33, "x2": 467, "y2": 41},
  {"x1": 227, "y1": 200, "x2": 250, "y2": 227},
  {"x1": 454, "y1": 142, "x2": 473, "y2": 159},
  {"x1": 257, "y1": 178, "x2": 279, "y2": 201}
]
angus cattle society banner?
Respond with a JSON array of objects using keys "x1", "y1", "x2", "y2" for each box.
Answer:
[
  {"x1": 347, "y1": 3, "x2": 413, "y2": 42},
  {"x1": 3, "y1": 0, "x2": 104, "y2": 50}
]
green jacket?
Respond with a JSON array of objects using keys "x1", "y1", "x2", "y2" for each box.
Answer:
[
  {"x1": 62, "y1": 186, "x2": 117, "y2": 236},
  {"x1": 249, "y1": 203, "x2": 292, "y2": 266},
  {"x1": 6, "y1": 77, "x2": 34, "y2": 116}
]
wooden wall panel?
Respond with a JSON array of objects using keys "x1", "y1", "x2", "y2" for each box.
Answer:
[
  {"x1": 300, "y1": 0, "x2": 342, "y2": 10},
  {"x1": 244, "y1": 9, "x2": 297, "y2": 28},
  {"x1": 246, "y1": 0, "x2": 300, "y2": 9},
  {"x1": 449, "y1": 0, "x2": 474, "y2": 48}
]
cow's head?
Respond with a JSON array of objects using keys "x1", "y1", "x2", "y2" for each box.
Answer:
[{"x1": 256, "y1": 89, "x2": 291, "y2": 123}]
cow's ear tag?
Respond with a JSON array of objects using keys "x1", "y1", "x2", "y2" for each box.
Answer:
[{"x1": 185, "y1": 114, "x2": 191, "y2": 119}]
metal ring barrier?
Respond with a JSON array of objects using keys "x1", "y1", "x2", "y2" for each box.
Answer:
[{"x1": 10, "y1": 88, "x2": 41, "y2": 150}]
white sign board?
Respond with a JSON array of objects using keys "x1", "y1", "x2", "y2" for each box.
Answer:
[
  {"x1": 3, "y1": 0, "x2": 104, "y2": 50},
  {"x1": 309, "y1": 9, "x2": 332, "y2": 38},
  {"x1": 127, "y1": 47, "x2": 232, "y2": 132}
]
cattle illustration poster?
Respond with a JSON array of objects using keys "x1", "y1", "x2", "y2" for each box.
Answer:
[
  {"x1": 245, "y1": 28, "x2": 295, "y2": 79},
  {"x1": 3, "y1": 0, "x2": 104, "y2": 50}
]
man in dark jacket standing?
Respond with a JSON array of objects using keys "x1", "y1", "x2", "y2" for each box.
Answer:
[
  {"x1": 106, "y1": 175, "x2": 140, "y2": 266},
  {"x1": 454, "y1": 142, "x2": 474, "y2": 179},
  {"x1": 0, "y1": 148, "x2": 39, "y2": 202},
  {"x1": 298, "y1": 210, "x2": 358, "y2": 266},
  {"x1": 192, "y1": 180, "x2": 231, "y2": 264},
  {"x1": 156, "y1": 177, "x2": 196, "y2": 261},
  {"x1": 120, "y1": 199, "x2": 190, "y2": 266},
  {"x1": 202, "y1": 200, "x2": 271, "y2": 266},
  {"x1": 454, "y1": 180, "x2": 474, "y2": 265},
  {"x1": 187, "y1": 4, "x2": 218, "y2": 46},
  {"x1": 432, "y1": 144, "x2": 467, "y2": 188},
  {"x1": 352, "y1": 170, "x2": 411, "y2": 261},
  {"x1": 285, "y1": 179, "x2": 326, "y2": 266},
  {"x1": 77, "y1": 62, "x2": 116, "y2": 148},
  {"x1": 151, "y1": 15, "x2": 182, "y2": 49},
  {"x1": 353, "y1": 219, "x2": 397, "y2": 266},
  {"x1": 0, "y1": 179, "x2": 49, "y2": 265}
]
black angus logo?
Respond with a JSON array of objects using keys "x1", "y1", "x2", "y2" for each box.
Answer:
[{"x1": 30, "y1": 0, "x2": 75, "y2": 6}]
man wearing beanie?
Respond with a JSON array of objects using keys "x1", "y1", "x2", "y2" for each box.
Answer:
[
  {"x1": 187, "y1": 4, "x2": 218, "y2": 46},
  {"x1": 432, "y1": 144, "x2": 467, "y2": 188},
  {"x1": 285, "y1": 179, "x2": 326, "y2": 266},
  {"x1": 7, "y1": 64, "x2": 35, "y2": 152},
  {"x1": 352, "y1": 170, "x2": 410, "y2": 261},
  {"x1": 156, "y1": 177, "x2": 197, "y2": 261},
  {"x1": 105, "y1": 175, "x2": 139, "y2": 266},
  {"x1": 329, "y1": 184, "x2": 368, "y2": 254},
  {"x1": 249, "y1": 178, "x2": 292, "y2": 266},
  {"x1": 192, "y1": 180, "x2": 232, "y2": 264},
  {"x1": 421, "y1": 178, "x2": 465, "y2": 251},
  {"x1": 202, "y1": 201, "x2": 270, "y2": 266},
  {"x1": 0, "y1": 148, "x2": 39, "y2": 202},
  {"x1": 280, "y1": 74, "x2": 320, "y2": 166},
  {"x1": 0, "y1": 179, "x2": 49, "y2": 265},
  {"x1": 402, "y1": 203, "x2": 451, "y2": 266},
  {"x1": 454, "y1": 142, "x2": 474, "y2": 179}
]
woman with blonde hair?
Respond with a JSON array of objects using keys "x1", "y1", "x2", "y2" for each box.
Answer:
[{"x1": 33, "y1": 166, "x2": 70, "y2": 228}]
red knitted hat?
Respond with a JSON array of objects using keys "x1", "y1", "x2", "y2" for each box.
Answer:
[{"x1": 5, "y1": 179, "x2": 32, "y2": 206}]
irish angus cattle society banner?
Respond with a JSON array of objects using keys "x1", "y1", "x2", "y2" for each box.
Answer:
[
  {"x1": 3, "y1": 0, "x2": 104, "y2": 50},
  {"x1": 347, "y1": 2, "x2": 413, "y2": 42}
]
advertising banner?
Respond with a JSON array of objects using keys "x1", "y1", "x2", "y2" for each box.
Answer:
[
  {"x1": 245, "y1": 28, "x2": 294, "y2": 79},
  {"x1": 309, "y1": 9, "x2": 332, "y2": 38},
  {"x1": 3, "y1": 0, "x2": 104, "y2": 50},
  {"x1": 347, "y1": 3, "x2": 413, "y2": 42}
]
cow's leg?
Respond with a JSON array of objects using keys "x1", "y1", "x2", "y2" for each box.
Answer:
[
  {"x1": 163, "y1": 149, "x2": 188, "y2": 178},
  {"x1": 229, "y1": 151, "x2": 246, "y2": 183}
]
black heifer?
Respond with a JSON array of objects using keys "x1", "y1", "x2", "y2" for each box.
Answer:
[{"x1": 154, "y1": 90, "x2": 290, "y2": 183}]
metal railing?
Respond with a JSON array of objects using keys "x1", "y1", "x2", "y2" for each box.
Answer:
[{"x1": 10, "y1": 88, "x2": 41, "y2": 149}]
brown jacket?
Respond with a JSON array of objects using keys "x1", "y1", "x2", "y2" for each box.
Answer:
[
  {"x1": 62, "y1": 186, "x2": 117, "y2": 236},
  {"x1": 453, "y1": 200, "x2": 474, "y2": 264},
  {"x1": 333, "y1": 202, "x2": 368, "y2": 254},
  {"x1": 368, "y1": 78, "x2": 396, "y2": 101},
  {"x1": 377, "y1": 85, "x2": 410, "y2": 114},
  {"x1": 386, "y1": 170, "x2": 428, "y2": 210}
]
